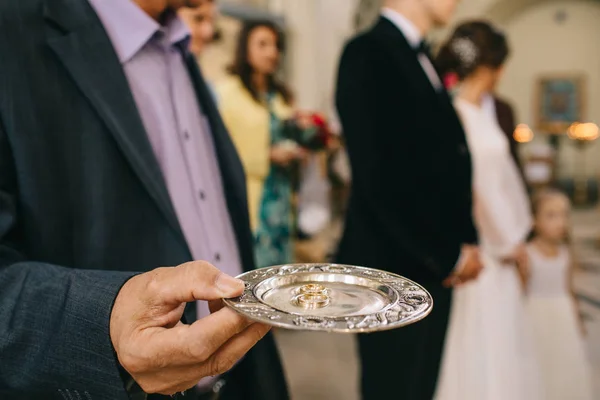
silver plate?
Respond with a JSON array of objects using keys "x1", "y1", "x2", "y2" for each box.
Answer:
[{"x1": 223, "y1": 264, "x2": 433, "y2": 333}]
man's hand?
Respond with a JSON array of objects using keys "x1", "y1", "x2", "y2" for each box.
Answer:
[
  {"x1": 444, "y1": 245, "x2": 483, "y2": 287},
  {"x1": 109, "y1": 261, "x2": 270, "y2": 395}
]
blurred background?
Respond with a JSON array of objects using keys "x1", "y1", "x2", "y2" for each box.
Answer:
[{"x1": 195, "y1": 0, "x2": 600, "y2": 398}]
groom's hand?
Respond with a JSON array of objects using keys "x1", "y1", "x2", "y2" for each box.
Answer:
[
  {"x1": 443, "y1": 245, "x2": 483, "y2": 287},
  {"x1": 109, "y1": 261, "x2": 271, "y2": 395}
]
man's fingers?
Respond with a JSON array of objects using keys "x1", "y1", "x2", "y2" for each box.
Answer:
[
  {"x1": 150, "y1": 307, "x2": 254, "y2": 366},
  {"x1": 462, "y1": 268, "x2": 479, "y2": 281},
  {"x1": 141, "y1": 324, "x2": 271, "y2": 395},
  {"x1": 448, "y1": 262, "x2": 482, "y2": 287},
  {"x1": 204, "y1": 323, "x2": 272, "y2": 376},
  {"x1": 188, "y1": 308, "x2": 255, "y2": 359},
  {"x1": 144, "y1": 261, "x2": 244, "y2": 305},
  {"x1": 163, "y1": 303, "x2": 187, "y2": 329},
  {"x1": 443, "y1": 276, "x2": 457, "y2": 288}
]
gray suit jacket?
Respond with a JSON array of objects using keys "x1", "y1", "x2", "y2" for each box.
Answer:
[{"x1": 0, "y1": 1, "x2": 288, "y2": 399}]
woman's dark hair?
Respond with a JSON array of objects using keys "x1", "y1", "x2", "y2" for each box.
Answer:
[
  {"x1": 436, "y1": 20, "x2": 509, "y2": 80},
  {"x1": 228, "y1": 20, "x2": 292, "y2": 104}
]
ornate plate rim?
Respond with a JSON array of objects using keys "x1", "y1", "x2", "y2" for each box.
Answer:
[{"x1": 223, "y1": 263, "x2": 434, "y2": 333}]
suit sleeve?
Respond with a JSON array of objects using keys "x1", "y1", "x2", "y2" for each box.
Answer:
[
  {"x1": 0, "y1": 120, "x2": 134, "y2": 400},
  {"x1": 336, "y1": 40, "x2": 461, "y2": 275}
]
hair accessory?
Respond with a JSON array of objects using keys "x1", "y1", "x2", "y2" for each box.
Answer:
[{"x1": 451, "y1": 37, "x2": 478, "y2": 69}]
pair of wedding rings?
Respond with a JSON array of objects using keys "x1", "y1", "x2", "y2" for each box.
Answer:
[{"x1": 293, "y1": 283, "x2": 330, "y2": 309}]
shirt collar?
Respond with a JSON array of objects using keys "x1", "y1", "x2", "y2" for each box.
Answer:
[
  {"x1": 381, "y1": 7, "x2": 422, "y2": 48},
  {"x1": 88, "y1": 0, "x2": 190, "y2": 63}
]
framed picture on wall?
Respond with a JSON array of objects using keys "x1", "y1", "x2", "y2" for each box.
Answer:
[{"x1": 535, "y1": 74, "x2": 586, "y2": 134}]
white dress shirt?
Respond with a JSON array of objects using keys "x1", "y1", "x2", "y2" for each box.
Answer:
[{"x1": 381, "y1": 8, "x2": 443, "y2": 91}]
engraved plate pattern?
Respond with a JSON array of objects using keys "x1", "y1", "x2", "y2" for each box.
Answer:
[{"x1": 224, "y1": 264, "x2": 433, "y2": 333}]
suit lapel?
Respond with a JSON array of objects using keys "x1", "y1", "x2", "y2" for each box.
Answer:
[
  {"x1": 372, "y1": 18, "x2": 447, "y2": 106},
  {"x1": 371, "y1": 18, "x2": 467, "y2": 143},
  {"x1": 44, "y1": 0, "x2": 185, "y2": 243}
]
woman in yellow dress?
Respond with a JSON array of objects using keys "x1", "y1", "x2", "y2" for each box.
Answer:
[{"x1": 217, "y1": 20, "x2": 314, "y2": 268}]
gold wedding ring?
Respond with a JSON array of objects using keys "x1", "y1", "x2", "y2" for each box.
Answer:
[
  {"x1": 298, "y1": 283, "x2": 327, "y2": 294},
  {"x1": 296, "y1": 293, "x2": 330, "y2": 309},
  {"x1": 293, "y1": 284, "x2": 331, "y2": 309}
]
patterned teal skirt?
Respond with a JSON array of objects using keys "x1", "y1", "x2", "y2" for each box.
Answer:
[{"x1": 254, "y1": 166, "x2": 293, "y2": 269}]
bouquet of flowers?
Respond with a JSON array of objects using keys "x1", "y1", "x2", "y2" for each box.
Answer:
[{"x1": 281, "y1": 112, "x2": 333, "y2": 151}]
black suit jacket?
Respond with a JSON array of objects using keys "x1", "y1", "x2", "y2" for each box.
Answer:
[
  {"x1": 335, "y1": 18, "x2": 477, "y2": 282},
  {"x1": 0, "y1": 1, "x2": 288, "y2": 399}
]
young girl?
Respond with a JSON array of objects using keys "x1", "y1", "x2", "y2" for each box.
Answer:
[{"x1": 526, "y1": 189, "x2": 594, "y2": 400}]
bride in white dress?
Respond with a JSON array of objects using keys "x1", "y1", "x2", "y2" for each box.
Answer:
[{"x1": 434, "y1": 22, "x2": 543, "y2": 400}]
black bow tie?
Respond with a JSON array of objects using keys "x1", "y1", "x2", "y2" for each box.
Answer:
[{"x1": 415, "y1": 40, "x2": 432, "y2": 57}]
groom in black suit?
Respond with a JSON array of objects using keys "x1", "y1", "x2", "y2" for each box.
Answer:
[{"x1": 335, "y1": 0, "x2": 483, "y2": 399}]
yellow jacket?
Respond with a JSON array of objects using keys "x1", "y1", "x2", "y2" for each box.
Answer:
[{"x1": 216, "y1": 75, "x2": 293, "y2": 231}]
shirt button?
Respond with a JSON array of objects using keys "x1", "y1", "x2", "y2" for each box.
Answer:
[
  {"x1": 199, "y1": 191, "x2": 206, "y2": 200},
  {"x1": 215, "y1": 253, "x2": 221, "y2": 262},
  {"x1": 458, "y1": 144, "x2": 468, "y2": 155},
  {"x1": 183, "y1": 131, "x2": 190, "y2": 140}
]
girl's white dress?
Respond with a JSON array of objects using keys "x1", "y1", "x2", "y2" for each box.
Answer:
[
  {"x1": 526, "y1": 244, "x2": 594, "y2": 400},
  {"x1": 435, "y1": 96, "x2": 543, "y2": 400}
]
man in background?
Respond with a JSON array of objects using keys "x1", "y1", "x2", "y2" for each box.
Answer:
[
  {"x1": 179, "y1": 0, "x2": 218, "y2": 56},
  {"x1": 335, "y1": 0, "x2": 483, "y2": 398}
]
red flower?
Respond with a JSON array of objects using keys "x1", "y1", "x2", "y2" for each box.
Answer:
[
  {"x1": 308, "y1": 112, "x2": 331, "y2": 147},
  {"x1": 311, "y1": 113, "x2": 327, "y2": 128},
  {"x1": 444, "y1": 72, "x2": 459, "y2": 90},
  {"x1": 294, "y1": 111, "x2": 333, "y2": 149}
]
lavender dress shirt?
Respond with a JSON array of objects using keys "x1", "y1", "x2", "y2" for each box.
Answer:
[{"x1": 88, "y1": 0, "x2": 243, "y2": 328}]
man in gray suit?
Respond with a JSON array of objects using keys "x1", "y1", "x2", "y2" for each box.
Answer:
[{"x1": 0, "y1": 0, "x2": 288, "y2": 399}]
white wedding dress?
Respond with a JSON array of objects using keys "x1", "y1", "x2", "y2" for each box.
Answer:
[{"x1": 434, "y1": 96, "x2": 543, "y2": 400}]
